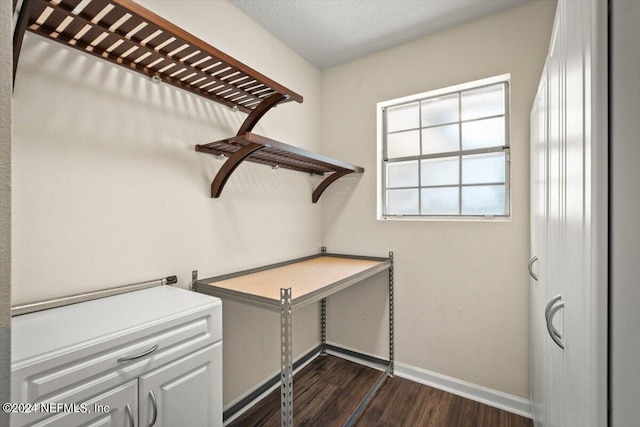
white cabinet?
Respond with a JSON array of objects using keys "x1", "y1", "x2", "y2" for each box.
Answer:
[
  {"x1": 11, "y1": 286, "x2": 223, "y2": 427},
  {"x1": 529, "y1": 1, "x2": 607, "y2": 426}
]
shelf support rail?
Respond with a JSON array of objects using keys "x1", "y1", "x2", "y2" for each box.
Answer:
[{"x1": 343, "y1": 364, "x2": 393, "y2": 427}]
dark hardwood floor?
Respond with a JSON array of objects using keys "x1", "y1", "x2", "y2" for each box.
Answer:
[{"x1": 228, "y1": 355, "x2": 532, "y2": 427}]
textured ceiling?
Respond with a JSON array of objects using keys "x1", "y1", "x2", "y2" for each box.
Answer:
[{"x1": 230, "y1": 0, "x2": 532, "y2": 69}]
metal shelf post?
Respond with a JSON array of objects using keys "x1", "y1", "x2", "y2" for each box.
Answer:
[
  {"x1": 280, "y1": 287, "x2": 293, "y2": 427},
  {"x1": 389, "y1": 251, "x2": 394, "y2": 375}
]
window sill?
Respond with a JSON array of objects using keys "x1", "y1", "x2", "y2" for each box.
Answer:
[{"x1": 377, "y1": 215, "x2": 512, "y2": 222}]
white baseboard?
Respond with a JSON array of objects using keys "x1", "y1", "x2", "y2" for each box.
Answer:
[{"x1": 394, "y1": 361, "x2": 532, "y2": 419}]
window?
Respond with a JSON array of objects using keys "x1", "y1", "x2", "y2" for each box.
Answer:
[{"x1": 377, "y1": 75, "x2": 510, "y2": 219}]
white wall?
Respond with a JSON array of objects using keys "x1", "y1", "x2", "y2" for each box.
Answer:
[
  {"x1": 1, "y1": 0, "x2": 12, "y2": 423},
  {"x1": 12, "y1": 0, "x2": 322, "y2": 405},
  {"x1": 321, "y1": 0, "x2": 556, "y2": 398},
  {"x1": 610, "y1": 0, "x2": 640, "y2": 424}
]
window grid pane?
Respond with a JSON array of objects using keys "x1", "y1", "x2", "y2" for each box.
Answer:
[
  {"x1": 461, "y1": 84, "x2": 505, "y2": 121},
  {"x1": 461, "y1": 152, "x2": 506, "y2": 185},
  {"x1": 387, "y1": 102, "x2": 420, "y2": 132},
  {"x1": 421, "y1": 93, "x2": 459, "y2": 127},
  {"x1": 383, "y1": 80, "x2": 509, "y2": 217},
  {"x1": 461, "y1": 185, "x2": 506, "y2": 215},
  {"x1": 421, "y1": 157, "x2": 459, "y2": 187},
  {"x1": 421, "y1": 187, "x2": 459, "y2": 215},
  {"x1": 421, "y1": 124, "x2": 460, "y2": 155},
  {"x1": 461, "y1": 117, "x2": 506, "y2": 150},
  {"x1": 388, "y1": 130, "x2": 420, "y2": 158},
  {"x1": 386, "y1": 189, "x2": 419, "y2": 215},
  {"x1": 386, "y1": 160, "x2": 419, "y2": 188}
]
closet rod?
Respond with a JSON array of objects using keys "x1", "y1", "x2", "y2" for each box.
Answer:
[{"x1": 11, "y1": 275, "x2": 178, "y2": 316}]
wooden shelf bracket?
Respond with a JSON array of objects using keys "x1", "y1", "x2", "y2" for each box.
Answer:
[
  {"x1": 236, "y1": 93, "x2": 286, "y2": 136},
  {"x1": 208, "y1": 143, "x2": 264, "y2": 198},
  {"x1": 312, "y1": 170, "x2": 353, "y2": 203}
]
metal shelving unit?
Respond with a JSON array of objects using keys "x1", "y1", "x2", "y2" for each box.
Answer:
[{"x1": 192, "y1": 247, "x2": 394, "y2": 427}]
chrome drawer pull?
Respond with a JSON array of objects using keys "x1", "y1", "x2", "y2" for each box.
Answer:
[
  {"x1": 125, "y1": 403, "x2": 135, "y2": 427},
  {"x1": 546, "y1": 300, "x2": 565, "y2": 349},
  {"x1": 149, "y1": 390, "x2": 158, "y2": 427},
  {"x1": 528, "y1": 256, "x2": 539, "y2": 281},
  {"x1": 117, "y1": 345, "x2": 159, "y2": 363}
]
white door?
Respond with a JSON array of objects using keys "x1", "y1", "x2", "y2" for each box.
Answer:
[
  {"x1": 545, "y1": 2, "x2": 566, "y2": 424},
  {"x1": 561, "y1": 0, "x2": 587, "y2": 424},
  {"x1": 138, "y1": 343, "x2": 222, "y2": 427},
  {"x1": 530, "y1": 1, "x2": 608, "y2": 426},
  {"x1": 530, "y1": 64, "x2": 549, "y2": 427},
  {"x1": 32, "y1": 380, "x2": 138, "y2": 427},
  {"x1": 560, "y1": 0, "x2": 608, "y2": 425}
]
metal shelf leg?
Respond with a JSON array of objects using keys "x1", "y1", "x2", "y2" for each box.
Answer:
[
  {"x1": 389, "y1": 251, "x2": 394, "y2": 376},
  {"x1": 320, "y1": 298, "x2": 327, "y2": 355},
  {"x1": 280, "y1": 287, "x2": 293, "y2": 427}
]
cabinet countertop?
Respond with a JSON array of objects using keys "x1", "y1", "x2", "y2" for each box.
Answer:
[{"x1": 12, "y1": 286, "x2": 220, "y2": 364}]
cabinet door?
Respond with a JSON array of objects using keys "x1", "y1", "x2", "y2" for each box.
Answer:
[
  {"x1": 138, "y1": 343, "x2": 222, "y2": 427},
  {"x1": 545, "y1": 1, "x2": 566, "y2": 425},
  {"x1": 561, "y1": 1, "x2": 587, "y2": 425},
  {"x1": 532, "y1": 2, "x2": 607, "y2": 426},
  {"x1": 560, "y1": 0, "x2": 608, "y2": 425},
  {"x1": 32, "y1": 380, "x2": 138, "y2": 427},
  {"x1": 530, "y1": 65, "x2": 549, "y2": 427}
]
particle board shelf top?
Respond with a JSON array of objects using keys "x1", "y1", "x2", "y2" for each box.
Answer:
[
  {"x1": 194, "y1": 254, "x2": 391, "y2": 311},
  {"x1": 18, "y1": 0, "x2": 302, "y2": 113}
]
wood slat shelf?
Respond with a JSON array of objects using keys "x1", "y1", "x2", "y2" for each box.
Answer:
[
  {"x1": 196, "y1": 132, "x2": 364, "y2": 203},
  {"x1": 13, "y1": 0, "x2": 364, "y2": 202},
  {"x1": 15, "y1": 0, "x2": 302, "y2": 113}
]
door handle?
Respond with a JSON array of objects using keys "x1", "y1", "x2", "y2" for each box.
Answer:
[
  {"x1": 544, "y1": 294, "x2": 561, "y2": 329},
  {"x1": 149, "y1": 390, "x2": 158, "y2": 427},
  {"x1": 125, "y1": 403, "x2": 135, "y2": 427},
  {"x1": 545, "y1": 297, "x2": 565, "y2": 349},
  {"x1": 528, "y1": 256, "x2": 539, "y2": 281}
]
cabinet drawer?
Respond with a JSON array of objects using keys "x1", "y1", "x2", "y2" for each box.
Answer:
[{"x1": 27, "y1": 312, "x2": 214, "y2": 399}]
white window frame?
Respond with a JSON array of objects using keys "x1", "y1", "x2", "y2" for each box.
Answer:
[{"x1": 376, "y1": 74, "x2": 511, "y2": 221}]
